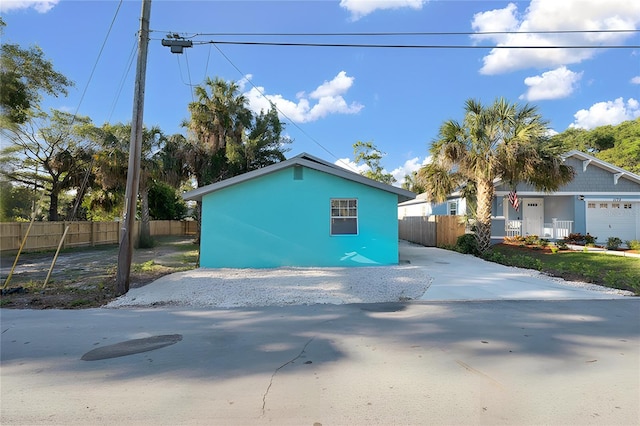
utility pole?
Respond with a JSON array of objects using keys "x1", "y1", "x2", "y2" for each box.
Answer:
[{"x1": 116, "y1": 0, "x2": 152, "y2": 295}]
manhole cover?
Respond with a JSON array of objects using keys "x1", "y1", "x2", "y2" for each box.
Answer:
[{"x1": 81, "y1": 334, "x2": 182, "y2": 361}]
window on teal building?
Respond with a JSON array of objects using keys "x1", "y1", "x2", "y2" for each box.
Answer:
[{"x1": 331, "y1": 198, "x2": 358, "y2": 235}]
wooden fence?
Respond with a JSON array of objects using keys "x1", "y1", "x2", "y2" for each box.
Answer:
[
  {"x1": 0, "y1": 220, "x2": 197, "y2": 253},
  {"x1": 399, "y1": 215, "x2": 466, "y2": 247},
  {"x1": 3, "y1": 217, "x2": 462, "y2": 253}
]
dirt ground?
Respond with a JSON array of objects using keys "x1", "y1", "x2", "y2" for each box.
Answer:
[{"x1": 0, "y1": 236, "x2": 198, "y2": 309}]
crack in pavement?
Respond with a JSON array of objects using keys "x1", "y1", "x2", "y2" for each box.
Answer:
[{"x1": 261, "y1": 337, "x2": 315, "y2": 416}]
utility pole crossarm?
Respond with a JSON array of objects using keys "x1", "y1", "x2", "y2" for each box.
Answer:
[{"x1": 161, "y1": 38, "x2": 193, "y2": 54}]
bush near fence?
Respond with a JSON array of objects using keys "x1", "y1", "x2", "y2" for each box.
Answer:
[
  {"x1": 399, "y1": 215, "x2": 466, "y2": 247},
  {"x1": 0, "y1": 220, "x2": 197, "y2": 253}
]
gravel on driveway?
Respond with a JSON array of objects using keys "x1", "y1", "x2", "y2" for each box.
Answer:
[{"x1": 105, "y1": 264, "x2": 432, "y2": 308}]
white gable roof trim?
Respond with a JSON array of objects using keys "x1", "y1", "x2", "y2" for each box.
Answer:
[
  {"x1": 563, "y1": 150, "x2": 640, "y2": 185},
  {"x1": 183, "y1": 152, "x2": 416, "y2": 202}
]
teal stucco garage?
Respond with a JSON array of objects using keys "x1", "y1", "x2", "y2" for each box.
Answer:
[{"x1": 183, "y1": 153, "x2": 415, "y2": 268}]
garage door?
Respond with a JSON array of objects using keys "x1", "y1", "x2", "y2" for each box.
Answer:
[{"x1": 586, "y1": 201, "x2": 639, "y2": 243}]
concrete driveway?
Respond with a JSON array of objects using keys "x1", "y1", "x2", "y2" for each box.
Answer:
[{"x1": 399, "y1": 241, "x2": 632, "y2": 301}]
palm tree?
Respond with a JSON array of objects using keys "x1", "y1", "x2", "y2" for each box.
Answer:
[
  {"x1": 226, "y1": 105, "x2": 290, "y2": 174},
  {"x1": 188, "y1": 77, "x2": 252, "y2": 153},
  {"x1": 417, "y1": 98, "x2": 574, "y2": 253},
  {"x1": 91, "y1": 123, "x2": 165, "y2": 247}
]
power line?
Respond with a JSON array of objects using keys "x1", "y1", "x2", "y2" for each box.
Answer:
[
  {"x1": 183, "y1": 49, "x2": 195, "y2": 103},
  {"x1": 192, "y1": 40, "x2": 638, "y2": 49},
  {"x1": 73, "y1": 0, "x2": 124, "y2": 123},
  {"x1": 108, "y1": 37, "x2": 137, "y2": 122},
  {"x1": 152, "y1": 27, "x2": 639, "y2": 50},
  {"x1": 153, "y1": 29, "x2": 640, "y2": 38}
]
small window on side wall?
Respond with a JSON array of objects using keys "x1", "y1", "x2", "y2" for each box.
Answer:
[
  {"x1": 447, "y1": 201, "x2": 458, "y2": 216},
  {"x1": 331, "y1": 198, "x2": 357, "y2": 235}
]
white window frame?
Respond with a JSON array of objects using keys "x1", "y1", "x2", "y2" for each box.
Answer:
[
  {"x1": 330, "y1": 198, "x2": 358, "y2": 235},
  {"x1": 447, "y1": 200, "x2": 458, "y2": 216}
]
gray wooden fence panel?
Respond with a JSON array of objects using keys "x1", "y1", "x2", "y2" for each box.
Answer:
[{"x1": 398, "y1": 216, "x2": 437, "y2": 246}]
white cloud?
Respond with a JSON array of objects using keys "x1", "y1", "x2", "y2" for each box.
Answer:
[
  {"x1": 472, "y1": 0, "x2": 640, "y2": 75},
  {"x1": 390, "y1": 157, "x2": 430, "y2": 187},
  {"x1": 520, "y1": 66, "x2": 583, "y2": 101},
  {"x1": 340, "y1": 0, "x2": 426, "y2": 20},
  {"x1": 471, "y1": 3, "x2": 519, "y2": 40},
  {"x1": 569, "y1": 97, "x2": 640, "y2": 129},
  {"x1": 243, "y1": 71, "x2": 363, "y2": 123},
  {"x1": 237, "y1": 74, "x2": 252, "y2": 92},
  {"x1": 0, "y1": 0, "x2": 58, "y2": 13},
  {"x1": 334, "y1": 157, "x2": 370, "y2": 174},
  {"x1": 309, "y1": 71, "x2": 354, "y2": 98},
  {"x1": 631, "y1": 76, "x2": 640, "y2": 84}
]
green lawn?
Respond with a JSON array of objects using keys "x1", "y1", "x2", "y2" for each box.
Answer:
[{"x1": 487, "y1": 244, "x2": 640, "y2": 295}]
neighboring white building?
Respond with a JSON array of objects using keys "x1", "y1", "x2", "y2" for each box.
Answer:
[{"x1": 398, "y1": 192, "x2": 466, "y2": 219}]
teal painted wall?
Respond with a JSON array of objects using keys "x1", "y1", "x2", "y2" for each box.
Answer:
[{"x1": 199, "y1": 166, "x2": 400, "y2": 268}]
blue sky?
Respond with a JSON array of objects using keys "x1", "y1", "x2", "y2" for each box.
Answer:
[{"x1": 2, "y1": 0, "x2": 639, "y2": 186}]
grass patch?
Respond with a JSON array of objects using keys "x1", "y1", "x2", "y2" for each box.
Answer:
[
  {"x1": 132, "y1": 260, "x2": 157, "y2": 273},
  {"x1": 489, "y1": 244, "x2": 640, "y2": 295},
  {"x1": 1, "y1": 236, "x2": 198, "y2": 309}
]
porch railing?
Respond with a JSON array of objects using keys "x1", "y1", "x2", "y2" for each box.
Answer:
[
  {"x1": 506, "y1": 220, "x2": 522, "y2": 237},
  {"x1": 504, "y1": 218, "x2": 573, "y2": 239},
  {"x1": 544, "y1": 219, "x2": 573, "y2": 239}
]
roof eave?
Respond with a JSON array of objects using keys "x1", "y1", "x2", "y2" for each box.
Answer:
[{"x1": 183, "y1": 153, "x2": 417, "y2": 202}]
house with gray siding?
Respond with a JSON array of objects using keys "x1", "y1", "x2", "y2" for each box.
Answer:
[{"x1": 400, "y1": 150, "x2": 640, "y2": 243}]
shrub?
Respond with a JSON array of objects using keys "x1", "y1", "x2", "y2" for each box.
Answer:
[
  {"x1": 482, "y1": 251, "x2": 542, "y2": 270},
  {"x1": 584, "y1": 233, "x2": 597, "y2": 245},
  {"x1": 556, "y1": 240, "x2": 568, "y2": 250},
  {"x1": 524, "y1": 235, "x2": 539, "y2": 245},
  {"x1": 439, "y1": 243, "x2": 457, "y2": 251},
  {"x1": 455, "y1": 233, "x2": 479, "y2": 255},
  {"x1": 626, "y1": 240, "x2": 640, "y2": 250},
  {"x1": 550, "y1": 245, "x2": 558, "y2": 254},
  {"x1": 503, "y1": 235, "x2": 527, "y2": 245},
  {"x1": 606, "y1": 237, "x2": 623, "y2": 250},
  {"x1": 509, "y1": 255, "x2": 543, "y2": 270},
  {"x1": 539, "y1": 239, "x2": 550, "y2": 247},
  {"x1": 565, "y1": 233, "x2": 586, "y2": 244},
  {"x1": 482, "y1": 251, "x2": 506, "y2": 264}
]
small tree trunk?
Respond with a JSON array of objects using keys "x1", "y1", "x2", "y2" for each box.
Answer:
[{"x1": 48, "y1": 187, "x2": 59, "y2": 221}]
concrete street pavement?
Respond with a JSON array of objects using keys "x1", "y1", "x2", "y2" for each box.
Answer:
[
  {"x1": 2, "y1": 300, "x2": 639, "y2": 425},
  {"x1": 1, "y1": 243, "x2": 638, "y2": 425}
]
